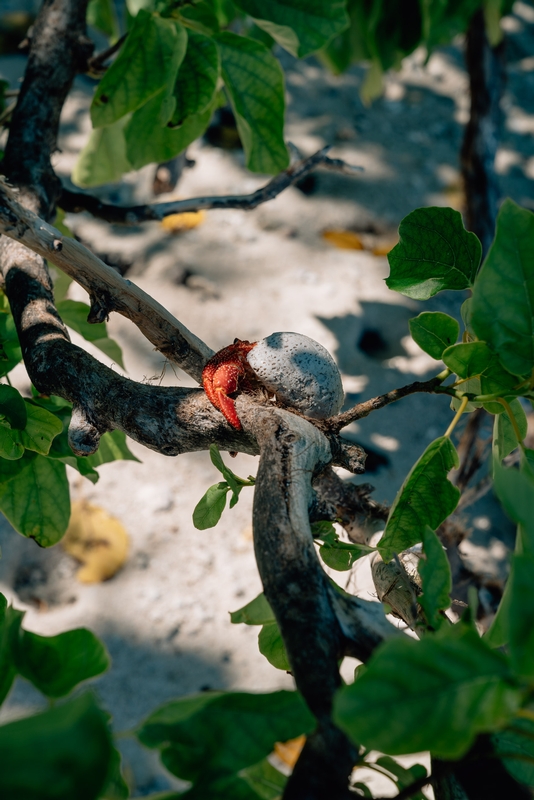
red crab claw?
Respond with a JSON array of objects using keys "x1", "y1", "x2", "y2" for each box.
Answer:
[{"x1": 202, "y1": 340, "x2": 257, "y2": 430}]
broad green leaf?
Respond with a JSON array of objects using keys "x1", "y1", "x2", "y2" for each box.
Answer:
[
  {"x1": 443, "y1": 341, "x2": 519, "y2": 414},
  {"x1": 210, "y1": 443, "x2": 241, "y2": 499},
  {"x1": 171, "y1": 30, "x2": 219, "y2": 126},
  {"x1": 484, "y1": 563, "x2": 513, "y2": 649},
  {"x1": 100, "y1": 745, "x2": 130, "y2": 800},
  {"x1": 409, "y1": 312, "x2": 459, "y2": 360},
  {"x1": 334, "y1": 623, "x2": 520, "y2": 759},
  {"x1": 418, "y1": 526, "x2": 452, "y2": 629},
  {"x1": 522, "y1": 448, "x2": 534, "y2": 481},
  {"x1": 72, "y1": 116, "x2": 132, "y2": 188},
  {"x1": 230, "y1": 593, "x2": 275, "y2": 625},
  {"x1": 258, "y1": 622, "x2": 290, "y2": 671},
  {"x1": 168, "y1": 772, "x2": 277, "y2": 799},
  {"x1": 13, "y1": 627, "x2": 109, "y2": 698},
  {"x1": 378, "y1": 436, "x2": 460, "y2": 561},
  {"x1": 192, "y1": 481, "x2": 229, "y2": 529},
  {"x1": 87, "y1": 429, "x2": 140, "y2": 467},
  {"x1": 493, "y1": 399, "x2": 528, "y2": 461},
  {"x1": 176, "y1": 0, "x2": 222, "y2": 35},
  {"x1": 91, "y1": 11, "x2": 187, "y2": 127},
  {"x1": 0, "y1": 597, "x2": 23, "y2": 704},
  {"x1": 423, "y1": 0, "x2": 481, "y2": 50},
  {"x1": 0, "y1": 385, "x2": 27, "y2": 429},
  {"x1": 0, "y1": 448, "x2": 33, "y2": 483},
  {"x1": 0, "y1": 453, "x2": 70, "y2": 546},
  {"x1": 239, "y1": 758, "x2": 287, "y2": 799},
  {"x1": 0, "y1": 424, "x2": 24, "y2": 460},
  {"x1": 0, "y1": 692, "x2": 113, "y2": 800},
  {"x1": 508, "y1": 554, "x2": 534, "y2": 681},
  {"x1": 319, "y1": 543, "x2": 358, "y2": 571},
  {"x1": 234, "y1": 0, "x2": 349, "y2": 57},
  {"x1": 386, "y1": 207, "x2": 482, "y2": 299},
  {"x1": 493, "y1": 464, "x2": 534, "y2": 555},
  {"x1": 57, "y1": 300, "x2": 124, "y2": 368},
  {"x1": 87, "y1": 0, "x2": 120, "y2": 40},
  {"x1": 125, "y1": 92, "x2": 215, "y2": 169},
  {"x1": 216, "y1": 32, "x2": 289, "y2": 174},
  {"x1": 373, "y1": 756, "x2": 427, "y2": 799},
  {"x1": 493, "y1": 718, "x2": 534, "y2": 787},
  {"x1": 137, "y1": 690, "x2": 313, "y2": 781},
  {"x1": 471, "y1": 200, "x2": 534, "y2": 377},
  {"x1": 20, "y1": 402, "x2": 63, "y2": 455},
  {"x1": 0, "y1": 306, "x2": 22, "y2": 377}
]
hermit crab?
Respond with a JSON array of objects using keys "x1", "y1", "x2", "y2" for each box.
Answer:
[{"x1": 202, "y1": 332, "x2": 344, "y2": 430}]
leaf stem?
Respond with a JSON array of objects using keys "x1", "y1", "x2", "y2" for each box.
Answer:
[
  {"x1": 497, "y1": 397, "x2": 525, "y2": 451},
  {"x1": 444, "y1": 395, "x2": 469, "y2": 438}
]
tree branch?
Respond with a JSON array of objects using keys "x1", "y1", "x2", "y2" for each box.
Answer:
[
  {"x1": 326, "y1": 374, "x2": 448, "y2": 433},
  {"x1": 59, "y1": 147, "x2": 363, "y2": 225},
  {"x1": 0, "y1": 179, "x2": 213, "y2": 381},
  {"x1": 249, "y1": 407, "x2": 400, "y2": 798}
]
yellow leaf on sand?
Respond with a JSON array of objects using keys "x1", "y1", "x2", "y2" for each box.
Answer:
[
  {"x1": 160, "y1": 210, "x2": 206, "y2": 234},
  {"x1": 322, "y1": 229, "x2": 364, "y2": 250},
  {"x1": 62, "y1": 500, "x2": 129, "y2": 583},
  {"x1": 273, "y1": 735, "x2": 306, "y2": 768}
]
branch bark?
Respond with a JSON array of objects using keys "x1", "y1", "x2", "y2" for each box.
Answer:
[
  {"x1": 58, "y1": 147, "x2": 362, "y2": 225},
  {"x1": 249, "y1": 407, "x2": 399, "y2": 798}
]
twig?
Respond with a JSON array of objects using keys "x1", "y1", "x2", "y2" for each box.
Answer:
[
  {"x1": 59, "y1": 147, "x2": 363, "y2": 225},
  {"x1": 86, "y1": 33, "x2": 127, "y2": 76},
  {"x1": 0, "y1": 100, "x2": 17, "y2": 127},
  {"x1": 454, "y1": 407, "x2": 488, "y2": 492},
  {"x1": 326, "y1": 373, "x2": 449, "y2": 433}
]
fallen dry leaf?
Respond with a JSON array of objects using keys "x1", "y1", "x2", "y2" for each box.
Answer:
[
  {"x1": 273, "y1": 735, "x2": 306, "y2": 768},
  {"x1": 160, "y1": 210, "x2": 206, "y2": 234},
  {"x1": 62, "y1": 500, "x2": 129, "y2": 583},
  {"x1": 322, "y1": 229, "x2": 365, "y2": 250}
]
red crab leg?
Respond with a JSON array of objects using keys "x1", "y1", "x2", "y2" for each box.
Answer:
[{"x1": 203, "y1": 361, "x2": 245, "y2": 430}]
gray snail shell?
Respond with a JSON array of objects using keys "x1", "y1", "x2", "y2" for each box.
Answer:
[{"x1": 247, "y1": 332, "x2": 344, "y2": 419}]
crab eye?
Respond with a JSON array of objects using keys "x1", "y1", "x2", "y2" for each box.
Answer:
[{"x1": 233, "y1": 338, "x2": 240, "y2": 345}]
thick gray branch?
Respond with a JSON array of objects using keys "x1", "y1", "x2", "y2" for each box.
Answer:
[{"x1": 249, "y1": 407, "x2": 399, "y2": 799}]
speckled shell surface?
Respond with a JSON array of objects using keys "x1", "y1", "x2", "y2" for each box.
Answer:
[{"x1": 247, "y1": 332, "x2": 344, "y2": 419}]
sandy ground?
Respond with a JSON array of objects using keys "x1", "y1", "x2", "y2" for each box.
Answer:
[{"x1": 0, "y1": 4, "x2": 533, "y2": 795}]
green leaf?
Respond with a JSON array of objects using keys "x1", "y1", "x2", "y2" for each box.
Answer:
[
  {"x1": 0, "y1": 692, "x2": 113, "y2": 800},
  {"x1": 0, "y1": 448, "x2": 33, "y2": 484},
  {"x1": 87, "y1": 0, "x2": 120, "y2": 40},
  {"x1": 493, "y1": 399, "x2": 528, "y2": 461},
  {"x1": 216, "y1": 32, "x2": 289, "y2": 174},
  {"x1": 423, "y1": 0, "x2": 481, "y2": 50},
  {"x1": 334, "y1": 623, "x2": 520, "y2": 759},
  {"x1": 100, "y1": 744, "x2": 130, "y2": 800},
  {"x1": 72, "y1": 116, "x2": 132, "y2": 188},
  {"x1": 258, "y1": 622, "x2": 290, "y2": 671},
  {"x1": 471, "y1": 200, "x2": 534, "y2": 377},
  {"x1": 137, "y1": 690, "x2": 313, "y2": 781},
  {"x1": 20, "y1": 401, "x2": 63, "y2": 455},
  {"x1": 319, "y1": 543, "x2": 358, "y2": 571},
  {"x1": 91, "y1": 11, "x2": 187, "y2": 127},
  {"x1": 378, "y1": 436, "x2": 460, "y2": 561},
  {"x1": 57, "y1": 300, "x2": 124, "y2": 368},
  {"x1": 442, "y1": 341, "x2": 519, "y2": 414},
  {"x1": 230, "y1": 593, "x2": 275, "y2": 625},
  {"x1": 386, "y1": 207, "x2": 482, "y2": 299},
  {"x1": 409, "y1": 312, "x2": 460, "y2": 360},
  {"x1": 0, "y1": 305, "x2": 22, "y2": 377},
  {"x1": 170, "y1": 30, "x2": 219, "y2": 126},
  {"x1": 418, "y1": 526, "x2": 452, "y2": 629},
  {"x1": 0, "y1": 424, "x2": 24, "y2": 460},
  {"x1": 87, "y1": 429, "x2": 141, "y2": 467},
  {"x1": 125, "y1": 92, "x2": 215, "y2": 169},
  {"x1": 234, "y1": 0, "x2": 349, "y2": 57},
  {"x1": 373, "y1": 756, "x2": 427, "y2": 798},
  {"x1": 12, "y1": 627, "x2": 109, "y2": 698},
  {"x1": 0, "y1": 597, "x2": 23, "y2": 704},
  {"x1": 493, "y1": 717, "x2": 534, "y2": 788},
  {"x1": 0, "y1": 385, "x2": 27, "y2": 430},
  {"x1": 193, "y1": 481, "x2": 229, "y2": 529},
  {"x1": 176, "y1": 0, "x2": 222, "y2": 35},
  {"x1": 239, "y1": 758, "x2": 287, "y2": 799},
  {"x1": 493, "y1": 463, "x2": 534, "y2": 555},
  {"x1": 508, "y1": 554, "x2": 534, "y2": 681},
  {"x1": 0, "y1": 453, "x2": 70, "y2": 546}
]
